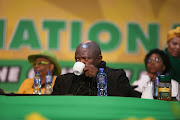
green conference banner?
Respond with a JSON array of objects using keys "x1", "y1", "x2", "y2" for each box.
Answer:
[
  {"x1": 1, "y1": 96, "x2": 180, "y2": 120},
  {"x1": 0, "y1": 0, "x2": 180, "y2": 92}
]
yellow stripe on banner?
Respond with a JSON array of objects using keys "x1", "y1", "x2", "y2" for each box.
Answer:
[{"x1": 159, "y1": 88, "x2": 169, "y2": 92}]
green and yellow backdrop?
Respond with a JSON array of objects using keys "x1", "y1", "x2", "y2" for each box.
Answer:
[{"x1": 0, "y1": 0, "x2": 180, "y2": 93}]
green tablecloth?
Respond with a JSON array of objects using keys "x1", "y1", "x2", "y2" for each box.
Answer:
[{"x1": 0, "y1": 95, "x2": 180, "y2": 120}]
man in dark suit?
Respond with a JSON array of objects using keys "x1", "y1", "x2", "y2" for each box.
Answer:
[{"x1": 52, "y1": 41, "x2": 141, "y2": 97}]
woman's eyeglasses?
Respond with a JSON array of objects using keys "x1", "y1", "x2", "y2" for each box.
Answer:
[
  {"x1": 147, "y1": 58, "x2": 161, "y2": 63},
  {"x1": 31, "y1": 61, "x2": 50, "y2": 67}
]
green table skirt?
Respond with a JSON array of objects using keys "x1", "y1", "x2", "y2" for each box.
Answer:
[{"x1": 0, "y1": 95, "x2": 180, "y2": 120}]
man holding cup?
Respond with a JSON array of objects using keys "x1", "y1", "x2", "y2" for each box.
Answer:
[{"x1": 52, "y1": 41, "x2": 141, "y2": 97}]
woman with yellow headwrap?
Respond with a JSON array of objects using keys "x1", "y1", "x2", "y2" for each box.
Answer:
[{"x1": 164, "y1": 26, "x2": 180, "y2": 83}]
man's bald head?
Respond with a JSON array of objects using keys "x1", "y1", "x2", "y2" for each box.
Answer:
[
  {"x1": 76, "y1": 41, "x2": 102, "y2": 58},
  {"x1": 75, "y1": 41, "x2": 102, "y2": 67}
]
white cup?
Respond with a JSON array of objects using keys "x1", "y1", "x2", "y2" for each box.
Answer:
[{"x1": 73, "y1": 62, "x2": 85, "y2": 76}]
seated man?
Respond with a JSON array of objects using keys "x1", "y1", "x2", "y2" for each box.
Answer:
[
  {"x1": 52, "y1": 41, "x2": 141, "y2": 97},
  {"x1": 18, "y1": 50, "x2": 61, "y2": 94}
]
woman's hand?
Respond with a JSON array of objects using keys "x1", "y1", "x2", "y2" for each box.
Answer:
[{"x1": 147, "y1": 73, "x2": 156, "y2": 81}]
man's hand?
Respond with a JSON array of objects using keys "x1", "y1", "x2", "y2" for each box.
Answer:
[{"x1": 83, "y1": 64, "x2": 98, "y2": 77}]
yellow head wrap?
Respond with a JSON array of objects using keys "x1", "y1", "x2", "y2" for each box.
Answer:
[{"x1": 167, "y1": 26, "x2": 180, "y2": 42}]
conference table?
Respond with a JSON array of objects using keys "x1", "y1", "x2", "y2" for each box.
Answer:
[{"x1": 0, "y1": 94, "x2": 180, "y2": 120}]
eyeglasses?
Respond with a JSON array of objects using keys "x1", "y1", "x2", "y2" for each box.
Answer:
[
  {"x1": 147, "y1": 58, "x2": 161, "y2": 63},
  {"x1": 31, "y1": 61, "x2": 50, "y2": 67}
]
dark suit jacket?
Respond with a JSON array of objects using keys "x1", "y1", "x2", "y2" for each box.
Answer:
[{"x1": 52, "y1": 61, "x2": 141, "y2": 97}]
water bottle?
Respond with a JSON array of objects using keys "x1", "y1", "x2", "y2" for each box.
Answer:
[
  {"x1": 154, "y1": 72, "x2": 161, "y2": 99},
  {"x1": 97, "y1": 68, "x2": 107, "y2": 96},
  {"x1": 45, "y1": 71, "x2": 53, "y2": 94},
  {"x1": 177, "y1": 82, "x2": 180, "y2": 101},
  {"x1": 33, "y1": 71, "x2": 41, "y2": 95}
]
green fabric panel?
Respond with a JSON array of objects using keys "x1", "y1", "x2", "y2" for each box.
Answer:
[
  {"x1": 0, "y1": 95, "x2": 179, "y2": 120},
  {"x1": 164, "y1": 49, "x2": 180, "y2": 82}
]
